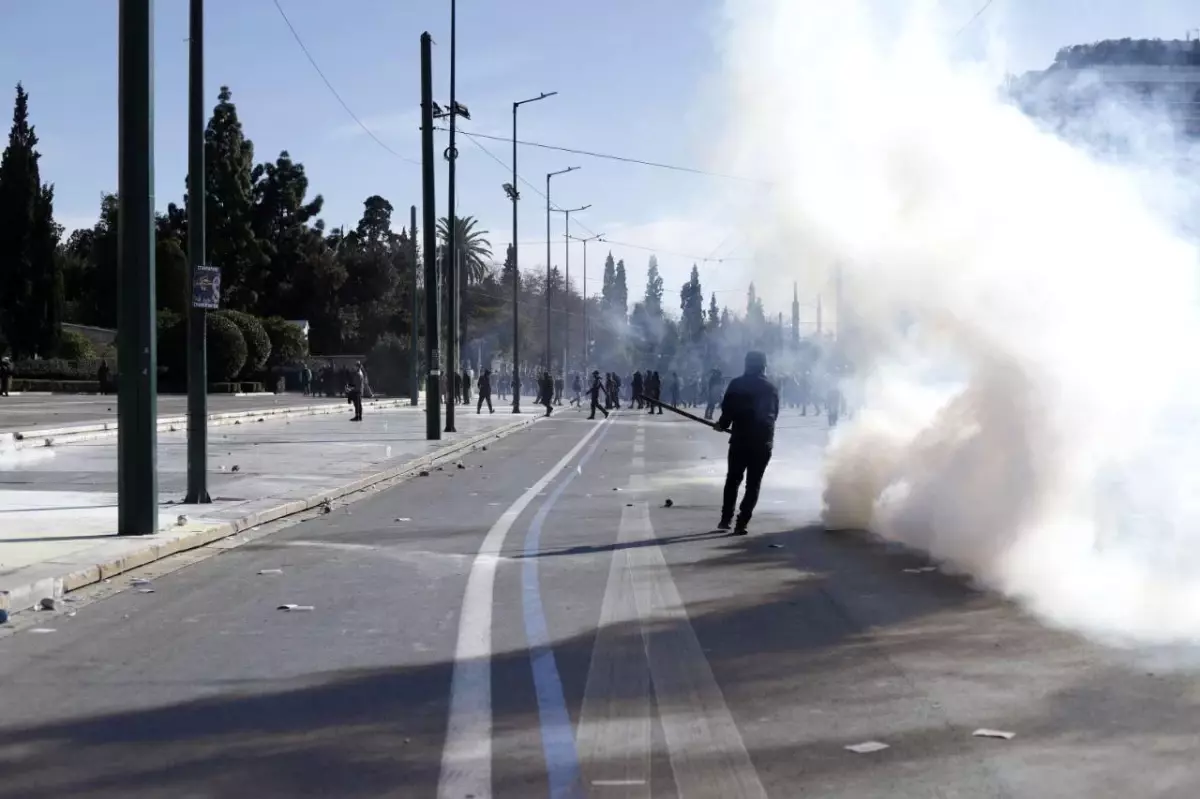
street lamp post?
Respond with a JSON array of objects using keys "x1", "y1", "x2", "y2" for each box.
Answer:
[
  {"x1": 545, "y1": 166, "x2": 579, "y2": 372},
  {"x1": 568, "y1": 232, "x2": 602, "y2": 368},
  {"x1": 552, "y1": 204, "x2": 589, "y2": 374},
  {"x1": 508, "y1": 91, "x2": 556, "y2": 413}
]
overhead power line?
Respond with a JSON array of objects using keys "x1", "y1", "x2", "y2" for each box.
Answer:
[
  {"x1": 272, "y1": 0, "x2": 419, "y2": 165},
  {"x1": 437, "y1": 126, "x2": 764, "y2": 184},
  {"x1": 956, "y1": 0, "x2": 997, "y2": 35}
]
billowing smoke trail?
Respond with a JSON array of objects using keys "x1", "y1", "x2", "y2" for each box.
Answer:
[{"x1": 714, "y1": 0, "x2": 1200, "y2": 646}]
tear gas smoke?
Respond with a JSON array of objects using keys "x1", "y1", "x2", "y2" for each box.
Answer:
[{"x1": 716, "y1": 0, "x2": 1200, "y2": 646}]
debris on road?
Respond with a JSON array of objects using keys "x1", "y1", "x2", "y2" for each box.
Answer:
[
  {"x1": 29, "y1": 628, "x2": 56, "y2": 634},
  {"x1": 481, "y1": 445, "x2": 488, "y2": 451},
  {"x1": 137, "y1": 588, "x2": 156, "y2": 594},
  {"x1": 902, "y1": 567, "x2": 937, "y2": 574},
  {"x1": 419, "y1": 470, "x2": 430, "y2": 476},
  {"x1": 278, "y1": 604, "x2": 315, "y2": 612},
  {"x1": 845, "y1": 741, "x2": 890, "y2": 754},
  {"x1": 176, "y1": 514, "x2": 189, "y2": 526},
  {"x1": 257, "y1": 569, "x2": 284, "y2": 575},
  {"x1": 456, "y1": 463, "x2": 466, "y2": 470},
  {"x1": 663, "y1": 498, "x2": 674, "y2": 508},
  {"x1": 973, "y1": 729, "x2": 1015, "y2": 740},
  {"x1": 39, "y1": 597, "x2": 57, "y2": 611},
  {"x1": 130, "y1": 578, "x2": 151, "y2": 587},
  {"x1": 768, "y1": 543, "x2": 783, "y2": 549},
  {"x1": 231, "y1": 465, "x2": 241, "y2": 472}
]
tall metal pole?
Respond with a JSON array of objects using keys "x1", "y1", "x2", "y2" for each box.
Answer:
[
  {"x1": 569, "y1": 233, "x2": 602, "y2": 367},
  {"x1": 184, "y1": 0, "x2": 209, "y2": 504},
  {"x1": 511, "y1": 103, "x2": 520, "y2": 413},
  {"x1": 554, "y1": 204, "x2": 589, "y2": 374},
  {"x1": 420, "y1": 33, "x2": 441, "y2": 439},
  {"x1": 544, "y1": 166, "x2": 578, "y2": 372},
  {"x1": 444, "y1": 0, "x2": 458, "y2": 433},
  {"x1": 409, "y1": 204, "x2": 419, "y2": 406},
  {"x1": 509, "y1": 92, "x2": 556, "y2": 412},
  {"x1": 117, "y1": 0, "x2": 158, "y2": 535}
]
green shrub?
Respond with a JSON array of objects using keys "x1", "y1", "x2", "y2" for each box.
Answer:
[
  {"x1": 206, "y1": 314, "x2": 247, "y2": 382},
  {"x1": 12, "y1": 379, "x2": 99, "y2": 393},
  {"x1": 215, "y1": 310, "x2": 271, "y2": 374},
  {"x1": 54, "y1": 330, "x2": 96, "y2": 360},
  {"x1": 11, "y1": 358, "x2": 102, "y2": 380},
  {"x1": 261, "y1": 316, "x2": 309, "y2": 367},
  {"x1": 366, "y1": 333, "x2": 412, "y2": 397}
]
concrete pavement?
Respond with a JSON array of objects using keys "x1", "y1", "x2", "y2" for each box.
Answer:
[
  {"x1": 0, "y1": 399, "x2": 539, "y2": 613},
  {"x1": 0, "y1": 392, "x2": 373, "y2": 437},
  {"x1": 0, "y1": 407, "x2": 1197, "y2": 797}
]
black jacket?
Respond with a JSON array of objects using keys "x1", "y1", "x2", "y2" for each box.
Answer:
[{"x1": 717, "y1": 372, "x2": 779, "y2": 449}]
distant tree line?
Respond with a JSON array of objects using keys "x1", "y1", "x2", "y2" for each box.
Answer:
[{"x1": 0, "y1": 81, "x2": 820, "y2": 389}]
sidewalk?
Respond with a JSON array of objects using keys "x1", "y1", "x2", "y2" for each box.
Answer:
[
  {"x1": 0, "y1": 394, "x2": 425, "y2": 448},
  {"x1": 0, "y1": 401, "x2": 539, "y2": 614}
]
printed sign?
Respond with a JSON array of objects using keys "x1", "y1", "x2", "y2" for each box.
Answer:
[{"x1": 192, "y1": 265, "x2": 221, "y2": 310}]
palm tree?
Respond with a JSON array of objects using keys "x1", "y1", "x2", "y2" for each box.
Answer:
[{"x1": 437, "y1": 215, "x2": 494, "y2": 284}]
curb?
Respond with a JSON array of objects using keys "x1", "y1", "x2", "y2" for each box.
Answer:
[
  {"x1": 6, "y1": 398, "x2": 423, "y2": 450},
  {"x1": 0, "y1": 415, "x2": 537, "y2": 614}
]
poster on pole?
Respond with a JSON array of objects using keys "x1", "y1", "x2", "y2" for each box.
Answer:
[{"x1": 192, "y1": 265, "x2": 221, "y2": 310}]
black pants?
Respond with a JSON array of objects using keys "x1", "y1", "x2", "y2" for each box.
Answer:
[
  {"x1": 589, "y1": 394, "x2": 609, "y2": 419},
  {"x1": 722, "y1": 444, "x2": 771, "y2": 526},
  {"x1": 477, "y1": 393, "x2": 493, "y2": 413},
  {"x1": 349, "y1": 389, "x2": 363, "y2": 419}
]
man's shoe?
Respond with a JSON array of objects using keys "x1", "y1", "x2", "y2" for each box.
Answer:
[
  {"x1": 716, "y1": 518, "x2": 732, "y2": 531},
  {"x1": 732, "y1": 520, "x2": 749, "y2": 536}
]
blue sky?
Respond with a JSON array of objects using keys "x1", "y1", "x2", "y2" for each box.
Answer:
[{"x1": 2, "y1": 0, "x2": 1196, "y2": 317}]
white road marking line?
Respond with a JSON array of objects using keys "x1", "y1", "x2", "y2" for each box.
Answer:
[
  {"x1": 633, "y1": 441, "x2": 645, "y2": 454},
  {"x1": 625, "y1": 501, "x2": 767, "y2": 798},
  {"x1": 576, "y1": 503, "x2": 652, "y2": 798},
  {"x1": 439, "y1": 416, "x2": 610, "y2": 799}
]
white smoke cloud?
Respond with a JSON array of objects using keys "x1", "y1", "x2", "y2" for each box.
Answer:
[{"x1": 715, "y1": 0, "x2": 1200, "y2": 646}]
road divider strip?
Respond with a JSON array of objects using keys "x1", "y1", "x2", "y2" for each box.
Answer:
[{"x1": 0, "y1": 415, "x2": 536, "y2": 615}]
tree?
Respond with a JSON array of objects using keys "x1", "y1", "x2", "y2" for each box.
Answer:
[
  {"x1": 438, "y1": 215, "x2": 493, "y2": 284},
  {"x1": 707, "y1": 292, "x2": 720, "y2": 329},
  {"x1": 601, "y1": 251, "x2": 616, "y2": 310},
  {"x1": 613, "y1": 259, "x2": 629, "y2": 318},
  {"x1": 261, "y1": 316, "x2": 309, "y2": 367},
  {"x1": 644, "y1": 255, "x2": 664, "y2": 318},
  {"x1": 205, "y1": 86, "x2": 267, "y2": 310},
  {"x1": 250, "y1": 150, "x2": 324, "y2": 318},
  {"x1": 338, "y1": 195, "x2": 404, "y2": 350},
  {"x1": 0, "y1": 83, "x2": 61, "y2": 358},
  {"x1": 680, "y1": 264, "x2": 705, "y2": 344}
]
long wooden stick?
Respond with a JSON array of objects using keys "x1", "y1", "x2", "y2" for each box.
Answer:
[{"x1": 638, "y1": 394, "x2": 728, "y2": 432}]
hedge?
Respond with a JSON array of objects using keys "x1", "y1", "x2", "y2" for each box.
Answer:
[
  {"x1": 55, "y1": 330, "x2": 96, "y2": 360},
  {"x1": 11, "y1": 379, "x2": 100, "y2": 393},
  {"x1": 366, "y1": 333, "x2": 413, "y2": 397},
  {"x1": 159, "y1": 315, "x2": 248, "y2": 382},
  {"x1": 261, "y1": 316, "x2": 308, "y2": 367},
  {"x1": 215, "y1": 310, "x2": 271, "y2": 374},
  {"x1": 10, "y1": 358, "x2": 107, "y2": 380}
]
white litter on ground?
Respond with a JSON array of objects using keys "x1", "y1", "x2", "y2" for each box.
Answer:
[
  {"x1": 973, "y1": 729, "x2": 1016, "y2": 740},
  {"x1": 257, "y1": 569, "x2": 283, "y2": 575},
  {"x1": 278, "y1": 604, "x2": 314, "y2": 612},
  {"x1": 845, "y1": 741, "x2": 890, "y2": 754},
  {"x1": 28, "y1": 628, "x2": 56, "y2": 634}
]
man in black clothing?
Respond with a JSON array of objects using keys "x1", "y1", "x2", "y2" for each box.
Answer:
[
  {"x1": 704, "y1": 368, "x2": 723, "y2": 420},
  {"x1": 647, "y1": 371, "x2": 663, "y2": 415},
  {"x1": 715, "y1": 351, "x2": 778, "y2": 536},
  {"x1": 631, "y1": 371, "x2": 644, "y2": 409},
  {"x1": 462, "y1": 368, "x2": 472, "y2": 405},
  {"x1": 477, "y1": 369, "x2": 494, "y2": 413},
  {"x1": 540, "y1": 371, "x2": 554, "y2": 417},
  {"x1": 588, "y1": 370, "x2": 609, "y2": 420}
]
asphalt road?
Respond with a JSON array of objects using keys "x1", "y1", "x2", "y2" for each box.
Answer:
[
  {"x1": 0, "y1": 393, "x2": 356, "y2": 433},
  {"x1": 0, "y1": 405, "x2": 1197, "y2": 798}
]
